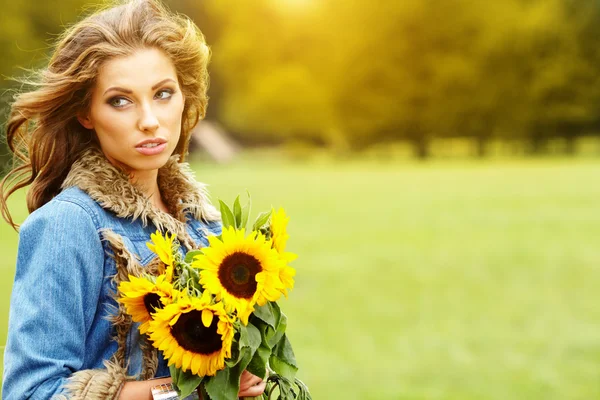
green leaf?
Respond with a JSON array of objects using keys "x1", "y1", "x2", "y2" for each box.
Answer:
[
  {"x1": 233, "y1": 195, "x2": 242, "y2": 230},
  {"x1": 246, "y1": 341, "x2": 270, "y2": 379},
  {"x1": 219, "y1": 200, "x2": 236, "y2": 229},
  {"x1": 233, "y1": 322, "x2": 267, "y2": 386},
  {"x1": 226, "y1": 338, "x2": 243, "y2": 368},
  {"x1": 248, "y1": 321, "x2": 268, "y2": 375},
  {"x1": 205, "y1": 322, "x2": 263, "y2": 399},
  {"x1": 246, "y1": 317, "x2": 283, "y2": 379},
  {"x1": 205, "y1": 345, "x2": 252, "y2": 400},
  {"x1": 226, "y1": 322, "x2": 246, "y2": 368},
  {"x1": 268, "y1": 312, "x2": 287, "y2": 349},
  {"x1": 169, "y1": 364, "x2": 181, "y2": 389},
  {"x1": 294, "y1": 377, "x2": 313, "y2": 400},
  {"x1": 251, "y1": 303, "x2": 287, "y2": 350},
  {"x1": 269, "y1": 357, "x2": 297, "y2": 384},
  {"x1": 236, "y1": 323, "x2": 250, "y2": 349},
  {"x1": 171, "y1": 367, "x2": 203, "y2": 399},
  {"x1": 177, "y1": 268, "x2": 189, "y2": 289},
  {"x1": 187, "y1": 267, "x2": 203, "y2": 291},
  {"x1": 252, "y1": 210, "x2": 272, "y2": 232},
  {"x1": 279, "y1": 381, "x2": 296, "y2": 400},
  {"x1": 267, "y1": 374, "x2": 296, "y2": 400},
  {"x1": 241, "y1": 191, "x2": 252, "y2": 230},
  {"x1": 184, "y1": 249, "x2": 203, "y2": 264},
  {"x1": 252, "y1": 303, "x2": 276, "y2": 328},
  {"x1": 268, "y1": 303, "x2": 287, "y2": 347},
  {"x1": 228, "y1": 323, "x2": 262, "y2": 368},
  {"x1": 269, "y1": 302, "x2": 283, "y2": 331},
  {"x1": 270, "y1": 334, "x2": 298, "y2": 381},
  {"x1": 176, "y1": 264, "x2": 202, "y2": 292},
  {"x1": 245, "y1": 321, "x2": 263, "y2": 352}
]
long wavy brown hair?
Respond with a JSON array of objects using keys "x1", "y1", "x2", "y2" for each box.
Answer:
[{"x1": 0, "y1": 0, "x2": 211, "y2": 230}]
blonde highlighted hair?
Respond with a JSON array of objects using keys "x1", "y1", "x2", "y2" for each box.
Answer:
[{"x1": 0, "y1": 0, "x2": 210, "y2": 229}]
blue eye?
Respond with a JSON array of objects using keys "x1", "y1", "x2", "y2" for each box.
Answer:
[
  {"x1": 155, "y1": 89, "x2": 174, "y2": 100},
  {"x1": 108, "y1": 97, "x2": 131, "y2": 108}
]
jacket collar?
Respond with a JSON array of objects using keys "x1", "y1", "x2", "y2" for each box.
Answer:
[{"x1": 61, "y1": 147, "x2": 220, "y2": 227}]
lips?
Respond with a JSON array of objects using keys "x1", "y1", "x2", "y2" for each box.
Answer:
[
  {"x1": 136, "y1": 138, "x2": 167, "y2": 148},
  {"x1": 135, "y1": 138, "x2": 168, "y2": 156}
]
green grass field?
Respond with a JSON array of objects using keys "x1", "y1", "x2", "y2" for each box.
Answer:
[{"x1": 1, "y1": 155, "x2": 600, "y2": 399}]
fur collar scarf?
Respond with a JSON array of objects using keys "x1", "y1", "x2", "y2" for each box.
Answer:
[{"x1": 61, "y1": 147, "x2": 220, "y2": 248}]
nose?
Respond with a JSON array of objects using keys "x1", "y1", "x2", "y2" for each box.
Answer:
[{"x1": 138, "y1": 103, "x2": 159, "y2": 133}]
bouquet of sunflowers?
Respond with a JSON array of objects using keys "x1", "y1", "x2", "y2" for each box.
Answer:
[{"x1": 118, "y1": 196, "x2": 311, "y2": 399}]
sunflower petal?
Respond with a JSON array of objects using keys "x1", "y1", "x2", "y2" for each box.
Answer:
[
  {"x1": 201, "y1": 308, "x2": 214, "y2": 328},
  {"x1": 182, "y1": 351, "x2": 192, "y2": 372},
  {"x1": 169, "y1": 313, "x2": 181, "y2": 326}
]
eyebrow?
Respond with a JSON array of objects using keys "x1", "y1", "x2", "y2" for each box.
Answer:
[{"x1": 103, "y1": 78, "x2": 177, "y2": 96}]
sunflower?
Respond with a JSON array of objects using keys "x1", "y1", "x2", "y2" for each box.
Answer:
[
  {"x1": 270, "y1": 207, "x2": 290, "y2": 254},
  {"x1": 270, "y1": 208, "x2": 297, "y2": 297},
  {"x1": 192, "y1": 226, "x2": 284, "y2": 325},
  {"x1": 148, "y1": 293, "x2": 235, "y2": 377},
  {"x1": 277, "y1": 264, "x2": 296, "y2": 298},
  {"x1": 147, "y1": 230, "x2": 175, "y2": 281},
  {"x1": 118, "y1": 274, "x2": 177, "y2": 334}
]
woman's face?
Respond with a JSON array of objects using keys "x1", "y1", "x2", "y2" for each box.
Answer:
[{"x1": 78, "y1": 47, "x2": 185, "y2": 179}]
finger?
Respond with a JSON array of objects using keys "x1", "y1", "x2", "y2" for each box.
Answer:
[
  {"x1": 238, "y1": 370, "x2": 252, "y2": 391},
  {"x1": 239, "y1": 370, "x2": 250, "y2": 382},
  {"x1": 239, "y1": 370, "x2": 262, "y2": 388},
  {"x1": 238, "y1": 381, "x2": 266, "y2": 397},
  {"x1": 239, "y1": 374, "x2": 263, "y2": 391}
]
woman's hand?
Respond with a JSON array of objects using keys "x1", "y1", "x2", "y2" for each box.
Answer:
[{"x1": 238, "y1": 370, "x2": 266, "y2": 397}]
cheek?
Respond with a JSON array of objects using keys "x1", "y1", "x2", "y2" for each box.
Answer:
[
  {"x1": 162, "y1": 95, "x2": 185, "y2": 131},
  {"x1": 92, "y1": 106, "x2": 133, "y2": 143},
  {"x1": 168, "y1": 94, "x2": 185, "y2": 123}
]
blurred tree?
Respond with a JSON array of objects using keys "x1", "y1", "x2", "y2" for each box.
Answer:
[
  {"x1": 202, "y1": 0, "x2": 600, "y2": 157},
  {"x1": 201, "y1": 0, "x2": 334, "y2": 146},
  {"x1": 1, "y1": 0, "x2": 599, "y2": 160},
  {"x1": 0, "y1": 0, "x2": 89, "y2": 170}
]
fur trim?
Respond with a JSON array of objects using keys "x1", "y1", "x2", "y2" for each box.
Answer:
[
  {"x1": 55, "y1": 359, "x2": 129, "y2": 400},
  {"x1": 101, "y1": 229, "x2": 159, "y2": 376},
  {"x1": 101, "y1": 229, "x2": 145, "y2": 282},
  {"x1": 139, "y1": 334, "x2": 159, "y2": 380},
  {"x1": 101, "y1": 229, "x2": 140, "y2": 369},
  {"x1": 62, "y1": 147, "x2": 219, "y2": 250}
]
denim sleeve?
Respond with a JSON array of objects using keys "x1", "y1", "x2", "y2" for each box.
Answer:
[{"x1": 2, "y1": 199, "x2": 106, "y2": 399}]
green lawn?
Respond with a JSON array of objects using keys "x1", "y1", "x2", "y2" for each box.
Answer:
[{"x1": 2, "y1": 155, "x2": 600, "y2": 399}]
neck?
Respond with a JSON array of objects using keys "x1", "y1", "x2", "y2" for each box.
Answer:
[
  {"x1": 130, "y1": 169, "x2": 169, "y2": 213},
  {"x1": 104, "y1": 152, "x2": 169, "y2": 213}
]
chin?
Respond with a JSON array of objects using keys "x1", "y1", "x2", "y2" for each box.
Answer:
[
  {"x1": 140, "y1": 156, "x2": 172, "y2": 170},
  {"x1": 123, "y1": 153, "x2": 171, "y2": 172}
]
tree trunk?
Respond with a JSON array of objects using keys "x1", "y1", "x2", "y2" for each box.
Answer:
[
  {"x1": 530, "y1": 134, "x2": 546, "y2": 155},
  {"x1": 476, "y1": 135, "x2": 488, "y2": 158},
  {"x1": 413, "y1": 136, "x2": 429, "y2": 159},
  {"x1": 564, "y1": 134, "x2": 576, "y2": 155}
]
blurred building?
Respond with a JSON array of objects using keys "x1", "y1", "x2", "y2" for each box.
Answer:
[{"x1": 189, "y1": 120, "x2": 240, "y2": 163}]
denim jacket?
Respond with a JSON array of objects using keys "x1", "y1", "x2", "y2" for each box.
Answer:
[{"x1": 3, "y1": 148, "x2": 221, "y2": 399}]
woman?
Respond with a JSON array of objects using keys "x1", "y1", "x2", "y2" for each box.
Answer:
[{"x1": 1, "y1": 1, "x2": 265, "y2": 398}]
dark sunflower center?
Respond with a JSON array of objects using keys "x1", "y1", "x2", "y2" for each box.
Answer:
[
  {"x1": 232, "y1": 264, "x2": 250, "y2": 285},
  {"x1": 171, "y1": 310, "x2": 222, "y2": 355},
  {"x1": 218, "y1": 252, "x2": 262, "y2": 299},
  {"x1": 143, "y1": 293, "x2": 163, "y2": 314}
]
